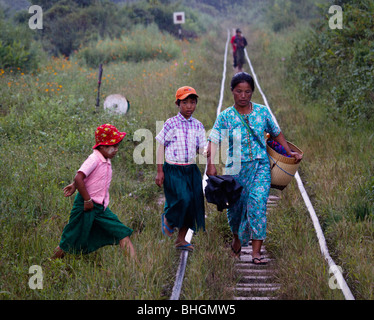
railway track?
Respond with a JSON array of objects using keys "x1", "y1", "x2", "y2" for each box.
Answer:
[
  {"x1": 233, "y1": 195, "x2": 281, "y2": 300},
  {"x1": 169, "y1": 28, "x2": 355, "y2": 301}
]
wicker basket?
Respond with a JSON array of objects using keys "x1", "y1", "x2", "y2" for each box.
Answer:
[{"x1": 266, "y1": 139, "x2": 303, "y2": 190}]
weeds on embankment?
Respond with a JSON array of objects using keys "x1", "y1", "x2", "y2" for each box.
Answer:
[
  {"x1": 1, "y1": 10, "x2": 372, "y2": 300},
  {"x1": 0, "y1": 27, "x2": 236, "y2": 300}
]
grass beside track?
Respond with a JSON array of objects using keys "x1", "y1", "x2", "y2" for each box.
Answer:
[{"x1": 1, "y1": 19, "x2": 372, "y2": 300}]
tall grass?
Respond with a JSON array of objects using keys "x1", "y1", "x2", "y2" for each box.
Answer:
[
  {"x1": 0, "y1": 26, "x2": 236, "y2": 300},
  {"x1": 2, "y1": 9, "x2": 372, "y2": 301}
]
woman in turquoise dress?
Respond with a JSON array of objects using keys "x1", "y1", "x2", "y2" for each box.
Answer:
[{"x1": 206, "y1": 72, "x2": 302, "y2": 264}]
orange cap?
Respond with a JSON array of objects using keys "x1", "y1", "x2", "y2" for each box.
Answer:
[{"x1": 175, "y1": 86, "x2": 198, "y2": 103}]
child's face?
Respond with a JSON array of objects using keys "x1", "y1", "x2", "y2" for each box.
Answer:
[
  {"x1": 98, "y1": 142, "x2": 121, "y2": 159},
  {"x1": 178, "y1": 96, "x2": 197, "y2": 119}
]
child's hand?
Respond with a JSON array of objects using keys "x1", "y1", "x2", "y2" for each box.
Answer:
[
  {"x1": 84, "y1": 199, "x2": 94, "y2": 212},
  {"x1": 201, "y1": 146, "x2": 210, "y2": 158},
  {"x1": 63, "y1": 183, "x2": 76, "y2": 197},
  {"x1": 155, "y1": 171, "x2": 164, "y2": 188}
]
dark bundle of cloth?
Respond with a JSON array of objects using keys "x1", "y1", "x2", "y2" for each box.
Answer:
[
  {"x1": 267, "y1": 139, "x2": 291, "y2": 157},
  {"x1": 204, "y1": 175, "x2": 243, "y2": 212}
]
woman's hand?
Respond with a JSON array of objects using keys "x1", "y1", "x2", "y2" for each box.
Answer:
[
  {"x1": 289, "y1": 151, "x2": 303, "y2": 164},
  {"x1": 206, "y1": 164, "x2": 217, "y2": 176},
  {"x1": 63, "y1": 183, "x2": 76, "y2": 197},
  {"x1": 272, "y1": 133, "x2": 303, "y2": 164}
]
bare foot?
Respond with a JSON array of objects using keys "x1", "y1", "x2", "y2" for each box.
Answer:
[{"x1": 51, "y1": 246, "x2": 65, "y2": 259}]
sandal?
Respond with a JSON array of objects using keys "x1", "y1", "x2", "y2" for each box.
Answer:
[
  {"x1": 176, "y1": 243, "x2": 194, "y2": 252},
  {"x1": 161, "y1": 213, "x2": 174, "y2": 237},
  {"x1": 252, "y1": 257, "x2": 267, "y2": 265},
  {"x1": 231, "y1": 244, "x2": 241, "y2": 257}
]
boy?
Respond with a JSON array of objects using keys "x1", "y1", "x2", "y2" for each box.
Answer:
[{"x1": 155, "y1": 86, "x2": 207, "y2": 251}]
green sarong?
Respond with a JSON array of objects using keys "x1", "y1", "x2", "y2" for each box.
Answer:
[
  {"x1": 59, "y1": 193, "x2": 133, "y2": 254},
  {"x1": 163, "y1": 162, "x2": 205, "y2": 232}
]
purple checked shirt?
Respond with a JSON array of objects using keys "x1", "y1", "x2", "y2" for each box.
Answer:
[{"x1": 156, "y1": 112, "x2": 207, "y2": 164}]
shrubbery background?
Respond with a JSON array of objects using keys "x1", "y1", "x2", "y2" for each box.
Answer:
[{"x1": 2, "y1": 0, "x2": 372, "y2": 125}]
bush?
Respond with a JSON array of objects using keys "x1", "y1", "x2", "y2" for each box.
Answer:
[
  {"x1": 289, "y1": 0, "x2": 374, "y2": 124},
  {"x1": 265, "y1": 0, "x2": 319, "y2": 32},
  {"x1": 123, "y1": 0, "x2": 207, "y2": 38},
  {"x1": 267, "y1": 0, "x2": 297, "y2": 31},
  {"x1": 77, "y1": 24, "x2": 180, "y2": 67},
  {"x1": 0, "y1": 14, "x2": 40, "y2": 71},
  {"x1": 38, "y1": 0, "x2": 125, "y2": 57}
]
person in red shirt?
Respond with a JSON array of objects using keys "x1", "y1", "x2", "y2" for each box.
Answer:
[
  {"x1": 231, "y1": 30, "x2": 238, "y2": 70},
  {"x1": 232, "y1": 29, "x2": 248, "y2": 73}
]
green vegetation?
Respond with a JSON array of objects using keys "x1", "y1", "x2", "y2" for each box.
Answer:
[
  {"x1": 241, "y1": 0, "x2": 373, "y2": 299},
  {"x1": 0, "y1": 0, "x2": 373, "y2": 300},
  {"x1": 77, "y1": 24, "x2": 181, "y2": 67},
  {"x1": 0, "y1": 10, "x2": 41, "y2": 70},
  {"x1": 0, "y1": 14, "x2": 235, "y2": 298},
  {"x1": 290, "y1": 0, "x2": 374, "y2": 124}
]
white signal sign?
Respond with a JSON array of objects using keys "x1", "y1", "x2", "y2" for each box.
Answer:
[{"x1": 173, "y1": 12, "x2": 185, "y2": 24}]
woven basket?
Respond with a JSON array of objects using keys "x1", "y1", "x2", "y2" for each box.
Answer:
[{"x1": 266, "y1": 139, "x2": 303, "y2": 190}]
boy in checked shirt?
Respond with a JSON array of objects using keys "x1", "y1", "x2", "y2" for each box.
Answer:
[{"x1": 155, "y1": 86, "x2": 208, "y2": 251}]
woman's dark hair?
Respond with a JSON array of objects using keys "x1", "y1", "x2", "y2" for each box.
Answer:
[{"x1": 230, "y1": 72, "x2": 255, "y2": 92}]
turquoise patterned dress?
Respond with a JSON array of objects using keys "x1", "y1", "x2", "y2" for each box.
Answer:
[{"x1": 208, "y1": 104, "x2": 281, "y2": 245}]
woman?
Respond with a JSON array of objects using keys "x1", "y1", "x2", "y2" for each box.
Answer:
[{"x1": 206, "y1": 72, "x2": 302, "y2": 264}]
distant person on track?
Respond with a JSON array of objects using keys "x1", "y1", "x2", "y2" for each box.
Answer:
[
  {"x1": 231, "y1": 29, "x2": 238, "y2": 70},
  {"x1": 52, "y1": 124, "x2": 136, "y2": 260},
  {"x1": 155, "y1": 86, "x2": 207, "y2": 252},
  {"x1": 206, "y1": 73, "x2": 302, "y2": 264},
  {"x1": 232, "y1": 29, "x2": 247, "y2": 73}
]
